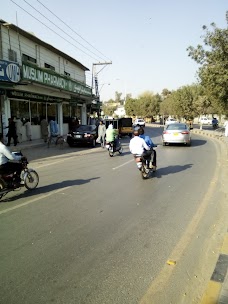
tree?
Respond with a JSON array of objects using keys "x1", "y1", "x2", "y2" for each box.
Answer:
[{"x1": 187, "y1": 12, "x2": 228, "y2": 114}]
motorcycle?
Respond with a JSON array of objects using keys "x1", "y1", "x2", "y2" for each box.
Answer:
[
  {"x1": 0, "y1": 152, "x2": 39, "y2": 200},
  {"x1": 105, "y1": 136, "x2": 123, "y2": 157},
  {"x1": 134, "y1": 146, "x2": 157, "y2": 179}
]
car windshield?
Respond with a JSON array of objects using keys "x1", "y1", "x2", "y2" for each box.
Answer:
[
  {"x1": 167, "y1": 124, "x2": 187, "y2": 130},
  {"x1": 73, "y1": 125, "x2": 95, "y2": 132}
]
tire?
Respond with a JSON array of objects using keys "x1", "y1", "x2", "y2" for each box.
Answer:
[
  {"x1": 163, "y1": 141, "x2": 166, "y2": 146},
  {"x1": 24, "y1": 170, "x2": 39, "y2": 190},
  {"x1": 91, "y1": 139, "x2": 96, "y2": 148},
  {"x1": 118, "y1": 146, "x2": 123, "y2": 154},
  {"x1": 0, "y1": 178, "x2": 6, "y2": 200},
  {"x1": 141, "y1": 164, "x2": 149, "y2": 179}
]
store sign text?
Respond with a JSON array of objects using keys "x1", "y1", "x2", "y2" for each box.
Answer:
[{"x1": 22, "y1": 64, "x2": 92, "y2": 96}]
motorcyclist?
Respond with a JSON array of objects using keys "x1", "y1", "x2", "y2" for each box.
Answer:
[
  {"x1": 0, "y1": 133, "x2": 25, "y2": 186},
  {"x1": 212, "y1": 117, "x2": 218, "y2": 129},
  {"x1": 129, "y1": 129, "x2": 152, "y2": 170},
  {"x1": 138, "y1": 127, "x2": 157, "y2": 169},
  {"x1": 105, "y1": 124, "x2": 118, "y2": 150}
]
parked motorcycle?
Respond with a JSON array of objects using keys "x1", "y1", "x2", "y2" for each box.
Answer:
[
  {"x1": 0, "y1": 152, "x2": 39, "y2": 200},
  {"x1": 134, "y1": 146, "x2": 157, "y2": 179},
  {"x1": 105, "y1": 136, "x2": 123, "y2": 157}
]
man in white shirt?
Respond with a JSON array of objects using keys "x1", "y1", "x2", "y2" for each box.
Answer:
[
  {"x1": 129, "y1": 129, "x2": 152, "y2": 169},
  {"x1": 0, "y1": 133, "x2": 24, "y2": 184}
]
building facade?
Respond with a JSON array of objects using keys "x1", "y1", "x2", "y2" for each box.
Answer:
[{"x1": 0, "y1": 19, "x2": 97, "y2": 142}]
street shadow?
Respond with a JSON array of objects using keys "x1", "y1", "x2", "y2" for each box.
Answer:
[
  {"x1": 163, "y1": 139, "x2": 207, "y2": 147},
  {"x1": 0, "y1": 177, "x2": 100, "y2": 203},
  {"x1": 154, "y1": 164, "x2": 193, "y2": 178}
]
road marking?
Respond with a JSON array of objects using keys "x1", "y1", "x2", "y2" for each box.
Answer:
[
  {"x1": 112, "y1": 159, "x2": 133, "y2": 170},
  {"x1": 200, "y1": 281, "x2": 222, "y2": 304},
  {"x1": 140, "y1": 152, "x2": 220, "y2": 303},
  {"x1": 0, "y1": 186, "x2": 70, "y2": 215}
]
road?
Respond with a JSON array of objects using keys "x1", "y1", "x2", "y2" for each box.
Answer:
[{"x1": 0, "y1": 127, "x2": 227, "y2": 304}]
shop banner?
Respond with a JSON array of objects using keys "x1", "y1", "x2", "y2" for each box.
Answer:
[{"x1": 22, "y1": 63, "x2": 92, "y2": 96}]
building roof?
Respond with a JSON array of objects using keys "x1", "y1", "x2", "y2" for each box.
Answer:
[{"x1": 0, "y1": 19, "x2": 90, "y2": 71}]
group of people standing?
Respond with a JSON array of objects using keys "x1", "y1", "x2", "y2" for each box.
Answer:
[{"x1": 5, "y1": 117, "x2": 32, "y2": 147}]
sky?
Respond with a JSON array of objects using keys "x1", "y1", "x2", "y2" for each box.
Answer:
[{"x1": 1, "y1": 0, "x2": 227, "y2": 101}]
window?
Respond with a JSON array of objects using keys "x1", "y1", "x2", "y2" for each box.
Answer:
[
  {"x1": 44, "y1": 63, "x2": 55, "y2": 71},
  {"x1": 64, "y1": 71, "x2": 70, "y2": 77},
  {"x1": 8, "y1": 49, "x2": 17, "y2": 62},
  {"x1": 22, "y1": 54, "x2": 37, "y2": 64}
]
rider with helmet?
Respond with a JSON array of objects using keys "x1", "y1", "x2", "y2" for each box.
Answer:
[
  {"x1": 129, "y1": 129, "x2": 152, "y2": 170},
  {"x1": 105, "y1": 124, "x2": 118, "y2": 150},
  {"x1": 138, "y1": 127, "x2": 157, "y2": 169}
]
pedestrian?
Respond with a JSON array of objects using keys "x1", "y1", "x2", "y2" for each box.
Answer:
[
  {"x1": 40, "y1": 117, "x2": 49, "y2": 142},
  {"x1": 24, "y1": 119, "x2": 32, "y2": 141},
  {"x1": 5, "y1": 118, "x2": 18, "y2": 146},
  {"x1": 224, "y1": 118, "x2": 228, "y2": 137},
  {"x1": 14, "y1": 117, "x2": 23, "y2": 143},
  {"x1": 97, "y1": 120, "x2": 106, "y2": 147},
  {"x1": 49, "y1": 118, "x2": 58, "y2": 136}
]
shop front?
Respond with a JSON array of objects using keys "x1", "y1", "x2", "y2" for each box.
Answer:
[{"x1": 0, "y1": 60, "x2": 95, "y2": 142}]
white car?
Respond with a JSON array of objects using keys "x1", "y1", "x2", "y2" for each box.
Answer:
[
  {"x1": 165, "y1": 118, "x2": 178, "y2": 125},
  {"x1": 198, "y1": 117, "x2": 212, "y2": 125},
  {"x1": 134, "y1": 118, "x2": 145, "y2": 127}
]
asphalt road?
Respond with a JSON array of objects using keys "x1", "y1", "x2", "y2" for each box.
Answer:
[{"x1": 0, "y1": 127, "x2": 227, "y2": 304}]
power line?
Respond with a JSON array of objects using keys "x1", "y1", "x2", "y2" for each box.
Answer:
[
  {"x1": 37, "y1": 0, "x2": 112, "y2": 62},
  {"x1": 10, "y1": 0, "x2": 103, "y2": 62},
  {"x1": 22, "y1": 0, "x2": 107, "y2": 62}
]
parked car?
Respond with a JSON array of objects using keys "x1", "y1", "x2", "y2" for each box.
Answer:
[
  {"x1": 134, "y1": 118, "x2": 145, "y2": 127},
  {"x1": 198, "y1": 117, "x2": 212, "y2": 125},
  {"x1": 67, "y1": 124, "x2": 98, "y2": 147},
  {"x1": 162, "y1": 123, "x2": 191, "y2": 146},
  {"x1": 165, "y1": 118, "x2": 178, "y2": 125}
]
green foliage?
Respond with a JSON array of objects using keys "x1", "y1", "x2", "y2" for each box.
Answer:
[
  {"x1": 125, "y1": 91, "x2": 161, "y2": 118},
  {"x1": 187, "y1": 12, "x2": 228, "y2": 114}
]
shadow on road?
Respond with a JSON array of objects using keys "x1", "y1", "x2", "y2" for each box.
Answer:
[
  {"x1": 0, "y1": 177, "x2": 100, "y2": 203},
  {"x1": 155, "y1": 164, "x2": 193, "y2": 178},
  {"x1": 190, "y1": 139, "x2": 207, "y2": 146}
]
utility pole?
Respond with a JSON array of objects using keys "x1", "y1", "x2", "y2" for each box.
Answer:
[{"x1": 92, "y1": 62, "x2": 112, "y2": 99}]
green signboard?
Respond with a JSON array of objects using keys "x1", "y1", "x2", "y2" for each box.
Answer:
[{"x1": 22, "y1": 63, "x2": 92, "y2": 96}]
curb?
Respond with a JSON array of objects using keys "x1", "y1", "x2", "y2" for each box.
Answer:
[{"x1": 191, "y1": 129, "x2": 228, "y2": 303}]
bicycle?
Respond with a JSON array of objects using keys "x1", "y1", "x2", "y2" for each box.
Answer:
[{"x1": 47, "y1": 134, "x2": 65, "y2": 148}]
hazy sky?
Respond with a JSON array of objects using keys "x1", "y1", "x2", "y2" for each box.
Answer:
[{"x1": 1, "y1": 0, "x2": 227, "y2": 101}]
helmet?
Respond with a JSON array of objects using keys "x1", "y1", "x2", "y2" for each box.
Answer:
[{"x1": 133, "y1": 129, "x2": 139, "y2": 136}]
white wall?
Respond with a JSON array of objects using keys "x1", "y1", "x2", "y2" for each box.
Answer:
[{"x1": 1, "y1": 26, "x2": 86, "y2": 83}]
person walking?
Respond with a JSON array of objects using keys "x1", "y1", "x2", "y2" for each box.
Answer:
[
  {"x1": 6, "y1": 118, "x2": 18, "y2": 146},
  {"x1": 15, "y1": 117, "x2": 23, "y2": 143},
  {"x1": 24, "y1": 119, "x2": 32, "y2": 141},
  {"x1": 97, "y1": 120, "x2": 106, "y2": 147},
  {"x1": 40, "y1": 117, "x2": 49, "y2": 142}
]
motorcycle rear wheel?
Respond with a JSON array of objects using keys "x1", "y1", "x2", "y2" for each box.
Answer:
[
  {"x1": 24, "y1": 170, "x2": 39, "y2": 190},
  {"x1": 141, "y1": 164, "x2": 149, "y2": 179},
  {"x1": 0, "y1": 178, "x2": 6, "y2": 199}
]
